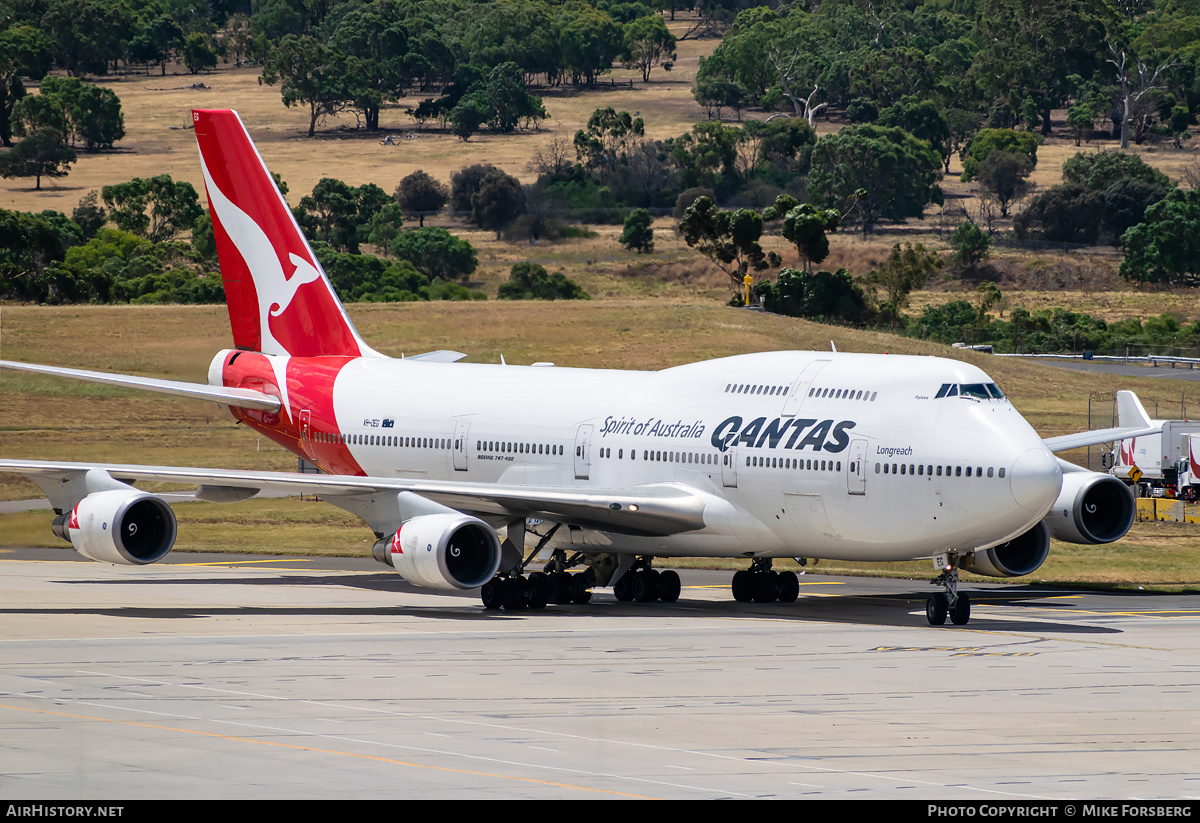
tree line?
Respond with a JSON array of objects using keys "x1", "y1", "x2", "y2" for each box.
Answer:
[
  {"x1": 685, "y1": 0, "x2": 1200, "y2": 284},
  {"x1": 0, "y1": 166, "x2": 590, "y2": 305}
]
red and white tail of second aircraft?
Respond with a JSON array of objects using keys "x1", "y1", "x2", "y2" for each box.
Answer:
[{"x1": 0, "y1": 109, "x2": 1158, "y2": 625}]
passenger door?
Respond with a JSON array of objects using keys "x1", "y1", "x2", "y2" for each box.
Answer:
[{"x1": 574, "y1": 424, "x2": 593, "y2": 480}]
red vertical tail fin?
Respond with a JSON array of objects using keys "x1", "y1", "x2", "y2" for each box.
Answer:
[{"x1": 192, "y1": 109, "x2": 377, "y2": 359}]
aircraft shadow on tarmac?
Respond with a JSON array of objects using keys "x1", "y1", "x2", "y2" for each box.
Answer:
[{"x1": 25, "y1": 572, "x2": 1136, "y2": 633}]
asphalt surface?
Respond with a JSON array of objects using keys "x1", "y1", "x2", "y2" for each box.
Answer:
[
  {"x1": 1025, "y1": 358, "x2": 1200, "y2": 383},
  {"x1": 1, "y1": 548, "x2": 1198, "y2": 799}
]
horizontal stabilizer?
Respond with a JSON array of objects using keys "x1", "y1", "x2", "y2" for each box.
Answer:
[
  {"x1": 0, "y1": 360, "x2": 281, "y2": 412},
  {"x1": 406, "y1": 350, "x2": 467, "y2": 362}
]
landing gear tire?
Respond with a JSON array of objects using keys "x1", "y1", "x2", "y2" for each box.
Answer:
[
  {"x1": 926, "y1": 593, "x2": 948, "y2": 626},
  {"x1": 548, "y1": 571, "x2": 573, "y2": 605},
  {"x1": 752, "y1": 571, "x2": 780, "y2": 603},
  {"x1": 731, "y1": 570, "x2": 753, "y2": 602},
  {"x1": 481, "y1": 578, "x2": 503, "y2": 610},
  {"x1": 526, "y1": 572, "x2": 549, "y2": 610},
  {"x1": 658, "y1": 570, "x2": 681, "y2": 603},
  {"x1": 633, "y1": 569, "x2": 660, "y2": 602},
  {"x1": 571, "y1": 572, "x2": 593, "y2": 604},
  {"x1": 776, "y1": 571, "x2": 800, "y2": 604},
  {"x1": 613, "y1": 573, "x2": 634, "y2": 602},
  {"x1": 949, "y1": 592, "x2": 970, "y2": 625},
  {"x1": 502, "y1": 577, "x2": 530, "y2": 610}
]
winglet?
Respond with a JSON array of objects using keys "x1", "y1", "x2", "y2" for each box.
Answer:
[{"x1": 1116, "y1": 390, "x2": 1152, "y2": 429}]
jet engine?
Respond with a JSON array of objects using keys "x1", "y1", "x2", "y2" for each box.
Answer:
[
  {"x1": 372, "y1": 513, "x2": 502, "y2": 591},
  {"x1": 51, "y1": 488, "x2": 177, "y2": 565},
  {"x1": 964, "y1": 520, "x2": 1050, "y2": 578},
  {"x1": 1043, "y1": 470, "x2": 1135, "y2": 544}
]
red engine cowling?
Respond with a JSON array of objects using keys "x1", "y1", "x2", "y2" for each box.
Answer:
[
  {"x1": 965, "y1": 520, "x2": 1050, "y2": 578},
  {"x1": 52, "y1": 489, "x2": 177, "y2": 565},
  {"x1": 372, "y1": 513, "x2": 502, "y2": 590},
  {"x1": 1044, "y1": 471, "x2": 1136, "y2": 544}
]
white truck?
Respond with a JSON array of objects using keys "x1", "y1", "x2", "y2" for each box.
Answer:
[
  {"x1": 1109, "y1": 420, "x2": 1200, "y2": 498},
  {"x1": 1173, "y1": 433, "x2": 1200, "y2": 502}
]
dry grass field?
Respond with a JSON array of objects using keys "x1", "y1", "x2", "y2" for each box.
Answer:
[{"x1": 3, "y1": 301, "x2": 1200, "y2": 587}]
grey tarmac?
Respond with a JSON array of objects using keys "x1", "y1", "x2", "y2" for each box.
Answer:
[{"x1": 1, "y1": 548, "x2": 1198, "y2": 800}]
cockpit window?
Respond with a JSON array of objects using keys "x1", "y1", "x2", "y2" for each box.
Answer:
[{"x1": 935, "y1": 382, "x2": 1006, "y2": 400}]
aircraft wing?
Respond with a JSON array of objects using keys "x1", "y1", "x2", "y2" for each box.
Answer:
[
  {"x1": 0, "y1": 360, "x2": 281, "y2": 412},
  {"x1": 1041, "y1": 390, "x2": 1160, "y2": 452},
  {"x1": 0, "y1": 459, "x2": 708, "y2": 537}
]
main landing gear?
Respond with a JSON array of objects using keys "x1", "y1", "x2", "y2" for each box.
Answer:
[
  {"x1": 481, "y1": 536, "x2": 595, "y2": 610},
  {"x1": 926, "y1": 558, "x2": 971, "y2": 626},
  {"x1": 731, "y1": 558, "x2": 800, "y2": 604},
  {"x1": 612, "y1": 558, "x2": 681, "y2": 604}
]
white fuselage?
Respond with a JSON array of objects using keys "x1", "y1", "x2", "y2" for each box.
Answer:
[{"x1": 292, "y1": 350, "x2": 1063, "y2": 563}]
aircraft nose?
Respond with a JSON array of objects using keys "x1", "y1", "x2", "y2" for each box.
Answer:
[{"x1": 1009, "y1": 448, "x2": 1062, "y2": 513}]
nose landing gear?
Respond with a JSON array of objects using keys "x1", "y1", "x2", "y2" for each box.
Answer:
[{"x1": 927, "y1": 556, "x2": 970, "y2": 625}]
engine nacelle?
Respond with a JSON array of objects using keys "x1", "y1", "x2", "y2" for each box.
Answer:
[
  {"x1": 964, "y1": 520, "x2": 1050, "y2": 578},
  {"x1": 372, "y1": 513, "x2": 501, "y2": 591},
  {"x1": 52, "y1": 489, "x2": 177, "y2": 565},
  {"x1": 1044, "y1": 470, "x2": 1135, "y2": 544}
]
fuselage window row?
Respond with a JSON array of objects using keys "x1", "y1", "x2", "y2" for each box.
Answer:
[
  {"x1": 720, "y1": 384, "x2": 880, "y2": 403},
  {"x1": 874, "y1": 463, "x2": 1008, "y2": 479},
  {"x1": 808, "y1": 387, "x2": 878, "y2": 401},
  {"x1": 474, "y1": 441, "x2": 564, "y2": 456},
  {"x1": 724, "y1": 384, "x2": 789, "y2": 395}
]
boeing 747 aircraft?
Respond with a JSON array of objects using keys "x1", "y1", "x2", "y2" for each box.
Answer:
[{"x1": 0, "y1": 110, "x2": 1154, "y2": 625}]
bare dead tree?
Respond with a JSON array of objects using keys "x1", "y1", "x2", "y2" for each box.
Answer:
[{"x1": 1108, "y1": 44, "x2": 1180, "y2": 149}]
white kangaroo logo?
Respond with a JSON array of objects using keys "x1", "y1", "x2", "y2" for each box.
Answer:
[{"x1": 200, "y1": 154, "x2": 333, "y2": 418}]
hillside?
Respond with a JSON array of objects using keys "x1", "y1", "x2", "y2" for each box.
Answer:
[{"x1": 1, "y1": 13, "x2": 1198, "y2": 323}]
